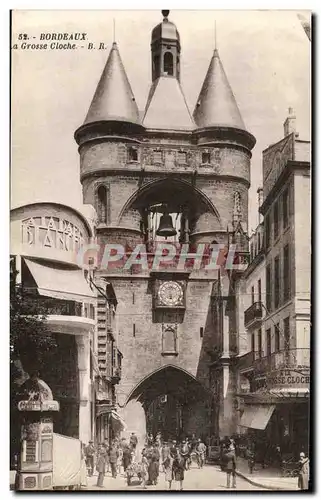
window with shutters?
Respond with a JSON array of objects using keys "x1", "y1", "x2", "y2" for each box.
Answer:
[
  {"x1": 258, "y1": 329, "x2": 262, "y2": 358},
  {"x1": 282, "y1": 186, "x2": 289, "y2": 230},
  {"x1": 274, "y1": 256, "x2": 280, "y2": 309},
  {"x1": 266, "y1": 328, "x2": 271, "y2": 357},
  {"x1": 274, "y1": 201, "x2": 279, "y2": 240},
  {"x1": 275, "y1": 323, "x2": 280, "y2": 352},
  {"x1": 265, "y1": 212, "x2": 271, "y2": 249},
  {"x1": 266, "y1": 265, "x2": 271, "y2": 311},
  {"x1": 283, "y1": 244, "x2": 290, "y2": 302}
]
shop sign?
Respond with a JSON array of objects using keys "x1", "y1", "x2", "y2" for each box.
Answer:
[
  {"x1": 18, "y1": 400, "x2": 59, "y2": 412},
  {"x1": 267, "y1": 369, "x2": 310, "y2": 389},
  {"x1": 21, "y1": 216, "x2": 85, "y2": 252}
]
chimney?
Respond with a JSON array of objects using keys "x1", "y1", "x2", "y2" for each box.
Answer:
[{"x1": 283, "y1": 107, "x2": 297, "y2": 137}]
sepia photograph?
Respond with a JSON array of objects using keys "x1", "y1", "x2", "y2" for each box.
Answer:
[{"x1": 10, "y1": 8, "x2": 311, "y2": 491}]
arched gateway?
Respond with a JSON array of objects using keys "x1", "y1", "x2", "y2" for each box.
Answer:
[{"x1": 125, "y1": 365, "x2": 213, "y2": 441}]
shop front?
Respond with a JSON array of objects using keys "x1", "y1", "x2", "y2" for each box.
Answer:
[
  {"x1": 11, "y1": 203, "x2": 97, "y2": 445},
  {"x1": 238, "y1": 363, "x2": 310, "y2": 458}
]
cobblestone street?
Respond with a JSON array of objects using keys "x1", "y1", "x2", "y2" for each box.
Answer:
[{"x1": 85, "y1": 465, "x2": 265, "y2": 491}]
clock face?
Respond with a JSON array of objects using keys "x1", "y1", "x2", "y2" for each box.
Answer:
[{"x1": 158, "y1": 281, "x2": 183, "y2": 306}]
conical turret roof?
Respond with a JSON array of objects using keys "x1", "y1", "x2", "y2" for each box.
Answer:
[
  {"x1": 193, "y1": 49, "x2": 246, "y2": 130},
  {"x1": 84, "y1": 42, "x2": 140, "y2": 125}
]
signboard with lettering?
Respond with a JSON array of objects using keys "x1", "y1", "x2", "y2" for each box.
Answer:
[
  {"x1": 18, "y1": 400, "x2": 60, "y2": 412},
  {"x1": 267, "y1": 369, "x2": 310, "y2": 389},
  {"x1": 21, "y1": 216, "x2": 85, "y2": 252}
]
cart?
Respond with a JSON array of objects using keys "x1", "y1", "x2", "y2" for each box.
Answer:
[
  {"x1": 281, "y1": 455, "x2": 299, "y2": 478},
  {"x1": 126, "y1": 462, "x2": 145, "y2": 486},
  {"x1": 207, "y1": 445, "x2": 221, "y2": 464}
]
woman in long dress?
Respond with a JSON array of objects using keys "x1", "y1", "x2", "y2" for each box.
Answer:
[
  {"x1": 148, "y1": 446, "x2": 160, "y2": 485},
  {"x1": 172, "y1": 451, "x2": 185, "y2": 491},
  {"x1": 96, "y1": 445, "x2": 107, "y2": 488},
  {"x1": 298, "y1": 452, "x2": 309, "y2": 490},
  {"x1": 163, "y1": 455, "x2": 173, "y2": 490}
]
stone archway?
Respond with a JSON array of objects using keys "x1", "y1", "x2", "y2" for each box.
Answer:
[{"x1": 125, "y1": 365, "x2": 213, "y2": 442}]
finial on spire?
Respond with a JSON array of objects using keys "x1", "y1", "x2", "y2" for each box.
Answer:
[
  {"x1": 162, "y1": 10, "x2": 170, "y2": 20},
  {"x1": 113, "y1": 18, "x2": 116, "y2": 43},
  {"x1": 214, "y1": 20, "x2": 217, "y2": 50}
]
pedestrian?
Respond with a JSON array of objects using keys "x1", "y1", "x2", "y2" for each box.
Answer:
[
  {"x1": 122, "y1": 445, "x2": 132, "y2": 472},
  {"x1": 195, "y1": 438, "x2": 206, "y2": 468},
  {"x1": 108, "y1": 442, "x2": 119, "y2": 478},
  {"x1": 190, "y1": 433, "x2": 198, "y2": 452},
  {"x1": 147, "y1": 433, "x2": 154, "y2": 447},
  {"x1": 123, "y1": 445, "x2": 132, "y2": 472},
  {"x1": 96, "y1": 444, "x2": 108, "y2": 487},
  {"x1": 298, "y1": 452, "x2": 309, "y2": 490},
  {"x1": 117, "y1": 444, "x2": 123, "y2": 474},
  {"x1": 130, "y1": 432, "x2": 138, "y2": 450},
  {"x1": 80, "y1": 442, "x2": 88, "y2": 489},
  {"x1": 163, "y1": 454, "x2": 174, "y2": 490},
  {"x1": 155, "y1": 431, "x2": 162, "y2": 448},
  {"x1": 180, "y1": 439, "x2": 190, "y2": 470},
  {"x1": 247, "y1": 442, "x2": 255, "y2": 474},
  {"x1": 161, "y1": 441, "x2": 170, "y2": 473},
  {"x1": 140, "y1": 450, "x2": 149, "y2": 489},
  {"x1": 224, "y1": 442, "x2": 236, "y2": 489},
  {"x1": 172, "y1": 448, "x2": 185, "y2": 491},
  {"x1": 170, "y1": 440, "x2": 179, "y2": 459},
  {"x1": 148, "y1": 446, "x2": 160, "y2": 485},
  {"x1": 85, "y1": 440, "x2": 95, "y2": 477},
  {"x1": 103, "y1": 441, "x2": 110, "y2": 473}
]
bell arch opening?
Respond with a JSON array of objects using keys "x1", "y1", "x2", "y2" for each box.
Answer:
[
  {"x1": 118, "y1": 178, "x2": 221, "y2": 245},
  {"x1": 125, "y1": 365, "x2": 214, "y2": 442}
]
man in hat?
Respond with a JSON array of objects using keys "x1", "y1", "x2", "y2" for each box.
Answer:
[
  {"x1": 180, "y1": 439, "x2": 190, "y2": 470},
  {"x1": 85, "y1": 440, "x2": 95, "y2": 477},
  {"x1": 196, "y1": 438, "x2": 207, "y2": 469}
]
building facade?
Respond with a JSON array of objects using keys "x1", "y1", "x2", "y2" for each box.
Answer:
[
  {"x1": 74, "y1": 11, "x2": 256, "y2": 441},
  {"x1": 236, "y1": 110, "x2": 310, "y2": 456},
  {"x1": 10, "y1": 201, "x2": 124, "y2": 449},
  {"x1": 11, "y1": 202, "x2": 97, "y2": 444}
]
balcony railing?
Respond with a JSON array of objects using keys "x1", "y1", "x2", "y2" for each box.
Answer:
[
  {"x1": 254, "y1": 348, "x2": 310, "y2": 375},
  {"x1": 28, "y1": 295, "x2": 83, "y2": 317},
  {"x1": 238, "y1": 351, "x2": 255, "y2": 372},
  {"x1": 244, "y1": 301, "x2": 263, "y2": 327}
]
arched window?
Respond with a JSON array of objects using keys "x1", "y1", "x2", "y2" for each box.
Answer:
[
  {"x1": 162, "y1": 326, "x2": 177, "y2": 354},
  {"x1": 97, "y1": 185, "x2": 107, "y2": 224},
  {"x1": 163, "y1": 52, "x2": 174, "y2": 76}
]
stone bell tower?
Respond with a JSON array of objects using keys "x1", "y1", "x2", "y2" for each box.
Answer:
[{"x1": 75, "y1": 11, "x2": 256, "y2": 439}]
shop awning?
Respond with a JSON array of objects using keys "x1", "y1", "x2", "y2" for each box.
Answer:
[
  {"x1": 24, "y1": 258, "x2": 96, "y2": 303},
  {"x1": 239, "y1": 405, "x2": 275, "y2": 430},
  {"x1": 110, "y1": 411, "x2": 127, "y2": 431}
]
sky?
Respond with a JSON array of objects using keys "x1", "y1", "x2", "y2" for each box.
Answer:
[{"x1": 11, "y1": 9, "x2": 310, "y2": 232}]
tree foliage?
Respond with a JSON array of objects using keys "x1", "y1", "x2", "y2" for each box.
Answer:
[{"x1": 10, "y1": 266, "x2": 57, "y2": 377}]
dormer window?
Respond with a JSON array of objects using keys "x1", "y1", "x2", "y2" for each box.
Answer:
[
  {"x1": 128, "y1": 146, "x2": 138, "y2": 162},
  {"x1": 163, "y1": 52, "x2": 174, "y2": 76},
  {"x1": 202, "y1": 151, "x2": 211, "y2": 164},
  {"x1": 177, "y1": 151, "x2": 187, "y2": 164}
]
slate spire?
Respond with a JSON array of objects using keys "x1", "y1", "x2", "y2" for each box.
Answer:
[
  {"x1": 84, "y1": 42, "x2": 140, "y2": 125},
  {"x1": 193, "y1": 49, "x2": 246, "y2": 130}
]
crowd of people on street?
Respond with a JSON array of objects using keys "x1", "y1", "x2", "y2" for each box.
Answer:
[{"x1": 80, "y1": 431, "x2": 309, "y2": 490}]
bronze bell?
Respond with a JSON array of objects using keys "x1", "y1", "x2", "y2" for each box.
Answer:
[{"x1": 156, "y1": 213, "x2": 177, "y2": 238}]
